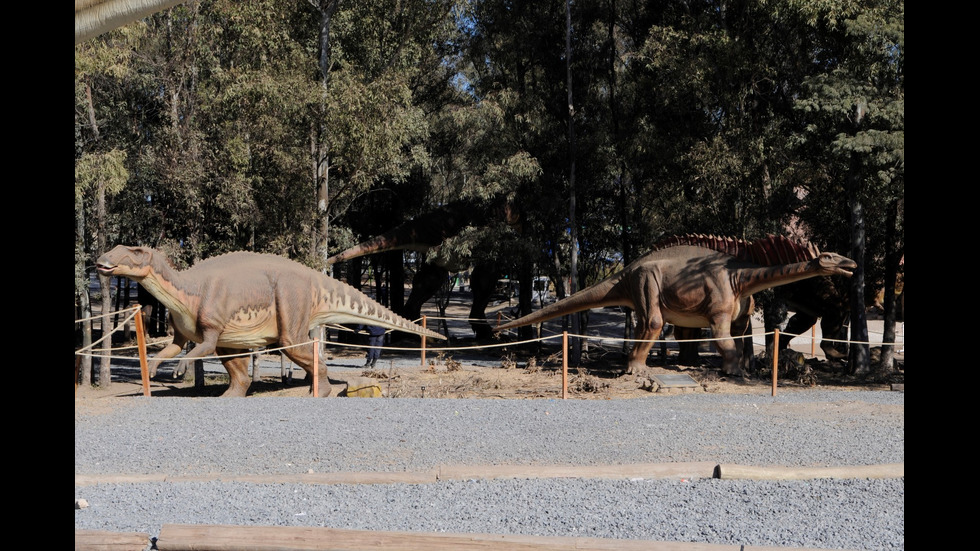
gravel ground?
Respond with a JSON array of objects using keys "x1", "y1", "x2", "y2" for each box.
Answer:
[{"x1": 75, "y1": 390, "x2": 903, "y2": 550}]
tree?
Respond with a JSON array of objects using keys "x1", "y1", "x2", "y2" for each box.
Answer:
[
  {"x1": 792, "y1": 0, "x2": 904, "y2": 374},
  {"x1": 76, "y1": 28, "x2": 137, "y2": 387}
]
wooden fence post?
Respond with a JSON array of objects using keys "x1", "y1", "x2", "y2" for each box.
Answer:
[
  {"x1": 312, "y1": 337, "x2": 319, "y2": 398},
  {"x1": 420, "y1": 315, "x2": 427, "y2": 367},
  {"x1": 134, "y1": 305, "x2": 150, "y2": 397},
  {"x1": 562, "y1": 331, "x2": 568, "y2": 399},
  {"x1": 772, "y1": 329, "x2": 779, "y2": 397}
]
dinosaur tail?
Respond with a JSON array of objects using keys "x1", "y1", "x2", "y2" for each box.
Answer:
[
  {"x1": 494, "y1": 273, "x2": 629, "y2": 332},
  {"x1": 316, "y1": 278, "x2": 447, "y2": 341}
]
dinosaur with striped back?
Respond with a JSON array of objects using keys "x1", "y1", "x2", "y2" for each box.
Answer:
[
  {"x1": 493, "y1": 235, "x2": 855, "y2": 377},
  {"x1": 96, "y1": 245, "x2": 446, "y2": 397}
]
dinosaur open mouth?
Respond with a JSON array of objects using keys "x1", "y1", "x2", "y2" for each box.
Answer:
[{"x1": 95, "y1": 263, "x2": 115, "y2": 275}]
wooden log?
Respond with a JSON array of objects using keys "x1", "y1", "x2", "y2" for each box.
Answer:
[
  {"x1": 156, "y1": 524, "x2": 766, "y2": 551},
  {"x1": 74, "y1": 529, "x2": 150, "y2": 551},
  {"x1": 713, "y1": 462, "x2": 904, "y2": 480}
]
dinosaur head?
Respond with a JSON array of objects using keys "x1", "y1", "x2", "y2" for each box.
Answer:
[
  {"x1": 95, "y1": 245, "x2": 158, "y2": 281},
  {"x1": 813, "y1": 252, "x2": 858, "y2": 277}
]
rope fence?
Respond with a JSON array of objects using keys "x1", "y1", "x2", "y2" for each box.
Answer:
[{"x1": 75, "y1": 307, "x2": 904, "y2": 399}]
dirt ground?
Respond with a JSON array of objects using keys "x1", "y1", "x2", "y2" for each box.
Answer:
[
  {"x1": 75, "y1": 294, "x2": 904, "y2": 401},
  {"x1": 74, "y1": 346, "x2": 903, "y2": 402}
]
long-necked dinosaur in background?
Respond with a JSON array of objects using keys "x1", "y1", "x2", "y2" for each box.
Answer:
[
  {"x1": 96, "y1": 245, "x2": 446, "y2": 397},
  {"x1": 774, "y1": 275, "x2": 849, "y2": 359},
  {"x1": 328, "y1": 199, "x2": 519, "y2": 338},
  {"x1": 493, "y1": 235, "x2": 856, "y2": 377}
]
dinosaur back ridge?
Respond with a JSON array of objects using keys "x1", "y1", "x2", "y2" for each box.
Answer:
[{"x1": 653, "y1": 234, "x2": 820, "y2": 266}]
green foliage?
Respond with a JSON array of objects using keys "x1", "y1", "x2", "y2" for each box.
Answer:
[
  {"x1": 74, "y1": 150, "x2": 129, "y2": 202},
  {"x1": 790, "y1": 0, "x2": 904, "y2": 286},
  {"x1": 74, "y1": 0, "x2": 902, "y2": 308}
]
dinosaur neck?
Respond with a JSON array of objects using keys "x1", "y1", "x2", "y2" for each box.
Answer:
[
  {"x1": 329, "y1": 232, "x2": 432, "y2": 264},
  {"x1": 137, "y1": 257, "x2": 200, "y2": 321},
  {"x1": 329, "y1": 202, "x2": 483, "y2": 264},
  {"x1": 733, "y1": 260, "x2": 821, "y2": 296}
]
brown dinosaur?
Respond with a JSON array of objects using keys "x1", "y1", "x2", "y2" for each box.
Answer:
[
  {"x1": 95, "y1": 245, "x2": 446, "y2": 397},
  {"x1": 493, "y1": 235, "x2": 856, "y2": 376}
]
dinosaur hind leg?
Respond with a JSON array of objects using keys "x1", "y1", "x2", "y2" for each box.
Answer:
[
  {"x1": 712, "y1": 314, "x2": 752, "y2": 378},
  {"x1": 282, "y1": 341, "x2": 333, "y2": 398},
  {"x1": 217, "y1": 348, "x2": 252, "y2": 397},
  {"x1": 629, "y1": 314, "x2": 664, "y2": 375}
]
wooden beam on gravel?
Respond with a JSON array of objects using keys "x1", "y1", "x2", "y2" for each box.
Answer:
[
  {"x1": 74, "y1": 529, "x2": 150, "y2": 551},
  {"x1": 75, "y1": 462, "x2": 720, "y2": 487},
  {"x1": 155, "y1": 524, "x2": 852, "y2": 551},
  {"x1": 713, "y1": 463, "x2": 904, "y2": 480}
]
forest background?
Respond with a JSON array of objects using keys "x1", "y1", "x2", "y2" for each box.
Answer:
[{"x1": 74, "y1": 0, "x2": 904, "y2": 385}]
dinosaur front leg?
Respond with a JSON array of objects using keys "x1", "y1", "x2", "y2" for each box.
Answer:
[
  {"x1": 711, "y1": 334, "x2": 740, "y2": 376},
  {"x1": 701, "y1": 309, "x2": 741, "y2": 377},
  {"x1": 710, "y1": 316, "x2": 753, "y2": 377},
  {"x1": 217, "y1": 347, "x2": 251, "y2": 397},
  {"x1": 281, "y1": 341, "x2": 333, "y2": 398},
  {"x1": 170, "y1": 330, "x2": 220, "y2": 380},
  {"x1": 730, "y1": 314, "x2": 754, "y2": 376},
  {"x1": 148, "y1": 332, "x2": 188, "y2": 379}
]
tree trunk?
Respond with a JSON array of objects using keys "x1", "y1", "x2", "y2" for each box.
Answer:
[
  {"x1": 518, "y1": 260, "x2": 533, "y2": 341},
  {"x1": 468, "y1": 262, "x2": 499, "y2": 339},
  {"x1": 847, "y1": 105, "x2": 870, "y2": 376},
  {"x1": 97, "y1": 183, "x2": 113, "y2": 388},
  {"x1": 315, "y1": 0, "x2": 339, "y2": 265},
  {"x1": 86, "y1": 79, "x2": 112, "y2": 389},
  {"x1": 75, "y1": 191, "x2": 93, "y2": 386},
  {"x1": 565, "y1": 0, "x2": 581, "y2": 364},
  {"x1": 878, "y1": 198, "x2": 903, "y2": 372},
  {"x1": 387, "y1": 250, "x2": 405, "y2": 314},
  {"x1": 848, "y1": 188, "x2": 870, "y2": 375}
]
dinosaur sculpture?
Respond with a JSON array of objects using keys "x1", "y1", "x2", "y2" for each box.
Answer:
[
  {"x1": 493, "y1": 235, "x2": 856, "y2": 377},
  {"x1": 328, "y1": 198, "x2": 519, "y2": 338},
  {"x1": 773, "y1": 276, "x2": 849, "y2": 359},
  {"x1": 95, "y1": 245, "x2": 446, "y2": 397},
  {"x1": 674, "y1": 247, "x2": 850, "y2": 363}
]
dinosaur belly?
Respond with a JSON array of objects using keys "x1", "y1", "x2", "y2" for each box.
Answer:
[
  {"x1": 217, "y1": 308, "x2": 280, "y2": 349},
  {"x1": 663, "y1": 311, "x2": 711, "y2": 328}
]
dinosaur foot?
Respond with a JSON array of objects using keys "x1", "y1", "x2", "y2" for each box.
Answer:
[
  {"x1": 821, "y1": 346, "x2": 847, "y2": 360},
  {"x1": 625, "y1": 363, "x2": 650, "y2": 377},
  {"x1": 220, "y1": 386, "x2": 249, "y2": 398}
]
